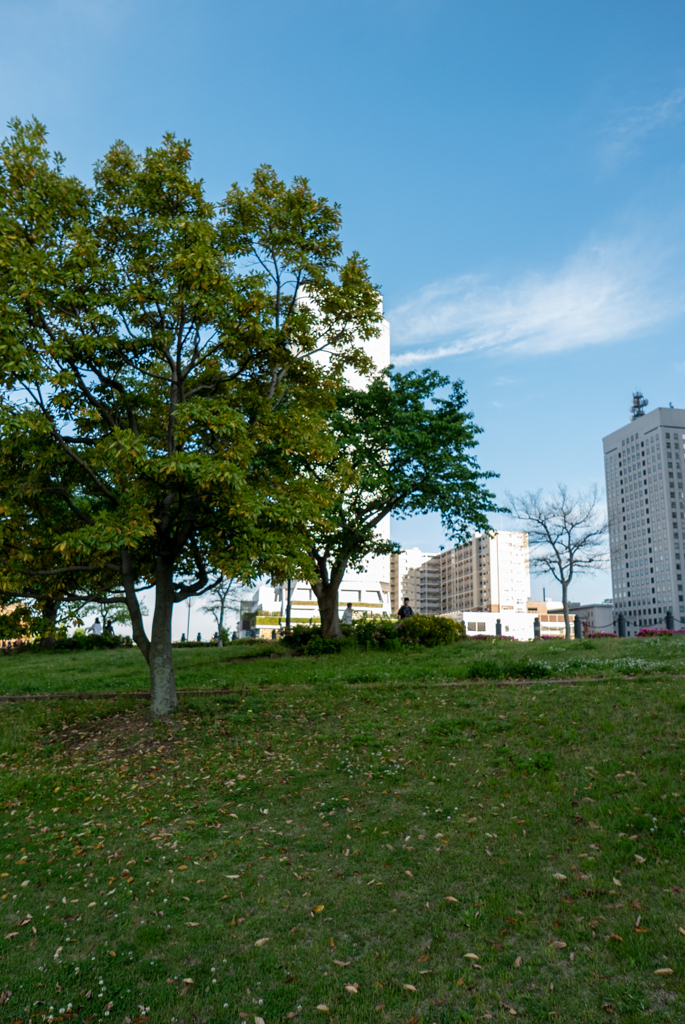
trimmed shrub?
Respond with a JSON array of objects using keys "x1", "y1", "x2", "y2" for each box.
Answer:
[
  {"x1": 41, "y1": 632, "x2": 130, "y2": 652},
  {"x1": 354, "y1": 616, "x2": 401, "y2": 652},
  {"x1": 282, "y1": 624, "x2": 356, "y2": 656},
  {"x1": 398, "y1": 614, "x2": 464, "y2": 647}
]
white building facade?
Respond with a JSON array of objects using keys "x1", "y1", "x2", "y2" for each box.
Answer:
[
  {"x1": 389, "y1": 547, "x2": 439, "y2": 615},
  {"x1": 390, "y1": 531, "x2": 530, "y2": 616},
  {"x1": 603, "y1": 401, "x2": 685, "y2": 634}
]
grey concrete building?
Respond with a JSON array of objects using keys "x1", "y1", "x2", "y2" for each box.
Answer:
[{"x1": 603, "y1": 398, "x2": 685, "y2": 635}]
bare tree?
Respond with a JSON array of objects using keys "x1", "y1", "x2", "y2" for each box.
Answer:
[
  {"x1": 507, "y1": 485, "x2": 608, "y2": 639},
  {"x1": 202, "y1": 576, "x2": 245, "y2": 646}
]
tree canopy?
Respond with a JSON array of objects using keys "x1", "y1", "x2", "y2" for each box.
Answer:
[
  {"x1": 0, "y1": 118, "x2": 381, "y2": 714},
  {"x1": 305, "y1": 368, "x2": 504, "y2": 636}
]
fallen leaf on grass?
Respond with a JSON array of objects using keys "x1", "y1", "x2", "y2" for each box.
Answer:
[
  {"x1": 104, "y1": 1002, "x2": 113, "y2": 1012},
  {"x1": 634, "y1": 855, "x2": 646, "y2": 864},
  {"x1": 407, "y1": 1017, "x2": 420, "y2": 1023},
  {"x1": 313, "y1": 905, "x2": 324, "y2": 913},
  {"x1": 185, "y1": 922, "x2": 200, "y2": 927},
  {"x1": 4, "y1": 933, "x2": 18, "y2": 940},
  {"x1": 678, "y1": 927, "x2": 685, "y2": 936},
  {"x1": 463, "y1": 953, "x2": 479, "y2": 960},
  {"x1": 405, "y1": 870, "x2": 413, "y2": 877},
  {"x1": 456, "y1": 977, "x2": 465, "y2": 985},
  {"x1": 88, "y1": 901, "x2": 96, "y2": 907},
  {"x1": 254, "y1": 937, "x2": 271, "y2": 947},
  {"x1": 344, "y1": 983, "x2": 359, "y2": 994},
  {"x1": 654, "y1": 968, "x2": 673, "y2": 976},
  {"x1": 549, "y1": 941, "x2": 567, "y2": 949},
  {"x1": 316, "y1": 1005, "x2": 330, "y2": 1013},
  {"x1": 552, "y1": 873, "x2": 567, "y2": 881},
  {"x1": 334, "y1": 960, "x2": 351, "y2": 967},
  {"x1": 634, "y1": 927, "x2": 649, "y2": 933},
  {"x1": 177, "y1": 865, "x2": 188, "y2": 871},
  {"x1": 403, "y1": 983, "x2": 417, "y2": 991},
  {"x1": 514, "y1": 956, "x2": 522, "y2": 968},
  {"x1": 255, "y1": 1017, "x2": 266, "y2": 1024},
  {"x1": 418, "y1": 954, "x2": 429, "y2": 962},
  {"x1": 445, "y1": 896, "x2": 458, "y2": 903},
  {"x1": 375, "y1": 1005, "x2": 384, "y2": 1012},
  {"x1": 609, "y1": 934, "x2": 623, "y2": 942},
  {"x1": 182, "y1": 978, "x2": 194, "y2": 984}
]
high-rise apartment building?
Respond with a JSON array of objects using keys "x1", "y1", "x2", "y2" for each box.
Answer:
[
  {"x1": 389, "y1": 547, "x2": 438, "y2": 614},
  {"x1": 603, "y1": 398, "x2": 685, "y2": 635},
  {"x1": 391, "y1": 531, "x2": 529, "y2": 614}
]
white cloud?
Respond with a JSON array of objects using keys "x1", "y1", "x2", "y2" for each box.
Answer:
[
  {"x1": 602, "y1": 86, "x2": 685, "y2": 165},
  {"x1": 389, "y1": 235, "x2": 684, "y2": 365}
]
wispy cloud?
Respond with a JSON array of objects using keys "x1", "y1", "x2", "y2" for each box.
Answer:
[
  {"x1": 389, "y1": 234, "x2": 684, "y2": 366},
  {"x1": 601, "y1": 86, "x2": 685, "y2": 165}
]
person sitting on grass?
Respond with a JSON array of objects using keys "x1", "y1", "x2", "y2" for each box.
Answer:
[{"x1": 398, "y1": 597, "x2": 414, "y2": 619}]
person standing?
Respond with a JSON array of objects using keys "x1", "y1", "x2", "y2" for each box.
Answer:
[
  {"x1": 341, "y1": 602, "x2": 354, "y2": 625},
  {"x1": 89, "y1": 617, "x2": 103, "y2": 635},
  {"x1": 397, "y1": 598, "x2": 414, "y2": 620}
]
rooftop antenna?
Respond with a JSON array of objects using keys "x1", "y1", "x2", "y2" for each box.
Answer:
[{"x1": 630, "y1": 391, "x2": 648, "y2": 420}]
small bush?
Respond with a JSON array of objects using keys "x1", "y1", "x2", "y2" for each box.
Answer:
[
  {"x1": 282, "y1": 624, "x2": 356, "y2": 656},
  {"x1": 282, "y1": 625, "x2": 320, "y2": 650},
  {"x1": 41, "y1": 632, "x2": 130, "y2": 652},
  {"x1": 398, "y1": 615, "x2": 464, "y2": 647},
  {"x1": 354, "y1": 616, "x2": 401, "y2": 651}
]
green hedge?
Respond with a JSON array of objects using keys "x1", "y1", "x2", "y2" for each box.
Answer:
[
  {"x1": 283, "y1": 614, "x2": 464, "y2": 655},
  {"x1": 398, "y1": 614, "x2": 465, "y2": 647}
]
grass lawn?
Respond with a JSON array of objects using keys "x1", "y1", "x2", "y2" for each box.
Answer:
[{"x1": 0, "y1": 637, "x2": 684, "y2": 1023}]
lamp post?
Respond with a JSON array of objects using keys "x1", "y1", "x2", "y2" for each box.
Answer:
[{"x1": 285, "y1": 580, "x2": 292, "y2": 633}]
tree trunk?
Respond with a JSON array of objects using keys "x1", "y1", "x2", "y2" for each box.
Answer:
[
  {"x1": 149, "y1": 557, "x2": 179, "y2": 719},
  {"x1": 122, "y1": 549, "x2": 150, "y2": 663},
  {"x1": 39, "y1": 597, "x2": 59, "y2": 649},
  {"x1": 562, "y1": 581, "x2": 571, "y2": 640},
  {"x1": 313, "y1": 566, "x2": 345, "y2": 639}
]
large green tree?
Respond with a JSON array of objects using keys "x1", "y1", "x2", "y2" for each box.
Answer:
[
  {"x1": 0, "y1": 118, "x2": 381, "y2": 715},
  {"x1": 306, "y1": 369, "x2": 504, "y2": 637}
]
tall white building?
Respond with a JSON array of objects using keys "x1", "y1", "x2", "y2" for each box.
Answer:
[
  {"x1": 390, "y1": 531, "x2": 530, "y2": 615},
  {"x1": 603, "y1": 397, "x2": 685, "y2": 634},
  {"x1": 389, "y1": 546, "x2": 438, "y2": 615}
]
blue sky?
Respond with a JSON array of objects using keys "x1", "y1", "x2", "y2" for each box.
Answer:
[{"x1": 3, "y1": 0, "x2": 685, "y2": 616}]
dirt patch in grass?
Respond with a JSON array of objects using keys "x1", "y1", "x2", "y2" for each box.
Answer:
[{"x1": 49, "y1": 710, "x2": 182, "y2": 762}]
